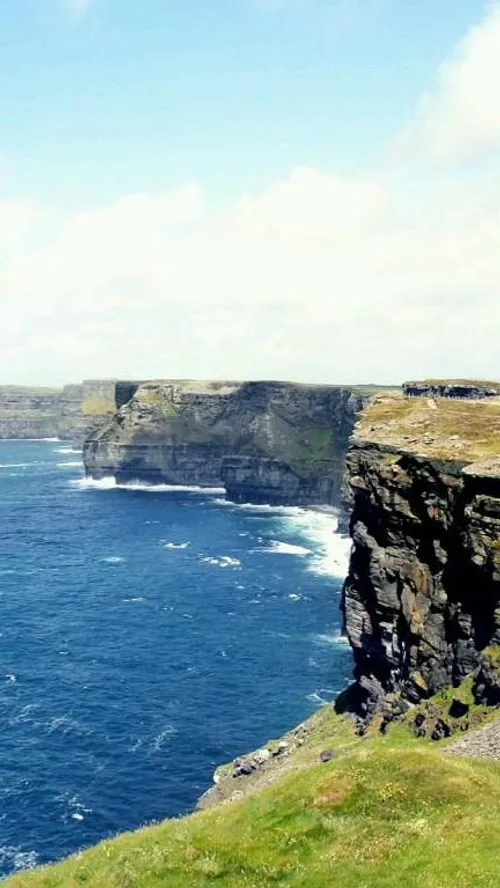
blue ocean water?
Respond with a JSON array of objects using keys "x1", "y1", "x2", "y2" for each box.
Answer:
[{"x1": 0, "y1": 440, "x2": 352, "y2": 878}]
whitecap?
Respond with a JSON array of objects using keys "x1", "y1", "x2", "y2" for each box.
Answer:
[
  {"x1": 55, "y1": 446, "x2": 81, "y2": 455},
  {"x1": 150, "y1": 725, "x2": 177, "y2": 752},
  {"x1": 0, "y1": 463, "x2": 29, "y2": 469},
  {"x1": 288, "y1": 593, "x2": 302, "y2": 601},
  {"x1": 102, "y1": 556, "x2": 125, "y2": 564},
  {"x1": 72, "y1": 476, "x2": 117, "y2": 490},
  {"x1": 201, "y1": 555, "x2": 241, "y2": 568},
  {"x1": 269, "y1": 508, "x2": 352, "y2": 578},
  {"x1": 120, "y1": 482, "x2": 225, "y2": 494},
  {"x1": 57, "y1": 461, "x2": 82, "y2": 468},
  {"x1": 5, "y1": 673, "x2": 16, "y2": 684},
  {"x1": 313, "y1": 632, "x2": 349, "y2": 647},
  {"x1": 261, "y1": 540, "x2": 312, "y2": 557},
  {"x1": 164, "y1": 542, "x2": 190, "y2": 550},
  {"x1": 123, "y1": 597, "x2": 145, "y2": 603},
  {"x1": 72, "y1": 477, "x2": 225, "y2": 494}
]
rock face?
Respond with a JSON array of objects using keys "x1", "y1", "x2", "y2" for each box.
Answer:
[
  {"x1": 342, "y1": 393, "x2": 500, "y2": 714},
  {"x1": 403, "y1": 380, "x2": 500, "y2": 399},
  {"x1": 83, "y1": 380, "x2": 368, "y2": 506},
  {"x1": 0, "y1": 381, "x2": 115, "y2": 443}
]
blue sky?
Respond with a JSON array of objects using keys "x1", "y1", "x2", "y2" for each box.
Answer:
[
  {"x1": 0, "y1": 1, "x2": 499, "y2": 384},
  {"x1": 1, "y1": 0, "x2": 484, "y2": 205}
]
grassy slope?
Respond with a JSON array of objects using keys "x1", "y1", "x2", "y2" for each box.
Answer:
[{"x1": 7, "y1": 698, "x2": 500, "y2": 888}]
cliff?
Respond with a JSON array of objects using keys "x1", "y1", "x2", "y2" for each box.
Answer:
[
  {"x1": 0, "y1": 381, "x2": 115, "y2": 444},
  {"x1": 83, "y1": 380, "x2": 372, "y2": 506},
  {"x1": 342, "y1": 392, "x2": 500, "y2": 716}
]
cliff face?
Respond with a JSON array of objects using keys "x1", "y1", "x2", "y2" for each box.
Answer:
[
  {"x1": 342, "y1": 394, "x2": 500, "y2": 714},
  {"x1": 0, "y1": 381, "x2": 115, "y2": 443},
  {"x1": 83, "y1": 380, "x2": 369, "y2": 506}
]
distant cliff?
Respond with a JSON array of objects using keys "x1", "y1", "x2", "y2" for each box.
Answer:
[
  {"x1": 342, "y1": 393, "x2": 500, "y2": 716},
  {"x1": 83, "y1": 380, "x2": 372, "y2": 507},
  {"x1": 0, "y1": 381, "x2": 115, "y2": 443}
]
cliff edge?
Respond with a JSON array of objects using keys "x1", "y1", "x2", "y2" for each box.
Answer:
[{"x1": 342, "y1": 391, "x2": 500, "y2": 715}]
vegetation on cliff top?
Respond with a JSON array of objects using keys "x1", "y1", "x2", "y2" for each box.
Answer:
[
  {"x1": 356, "y1": 393, "x2": 500, "y2": 463},
  {"x1": 7, "y1": 683, "x2": 500, "y2": 888}
]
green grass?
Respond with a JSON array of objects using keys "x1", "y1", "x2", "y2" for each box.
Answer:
[
  {"x1": 7, "y1": 692, "x2": 500, "y2": 888},
  {"x1": 356, "y1": 394, "x2": 500, "y2": 462},
  {"x1": 81, "y1": 397, "x2": 115, "y2": 416}
]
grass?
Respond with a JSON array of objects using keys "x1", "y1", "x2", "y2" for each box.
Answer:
[
  {"x1": 355, "y1": 394, "x2": 500, "y2": 462},
  {"x1": 81, "y1": 397, "x2": 115, "y2": 416},
  {"x1": 6, "y1": 688, "x2": 500, "y2": 888}
]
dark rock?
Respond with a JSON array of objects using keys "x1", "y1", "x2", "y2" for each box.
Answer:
[
  {"x1": 342, "y1": 441, "x2": 500, "y2": 716},
  {"x1": 319, "y1": 750, "x2": 335, "y2": 763},
  {"x1": 449, "y1": 699, "x2": 470, "y2": 719},
  {"x1": 431, "y1": 719, "x2": 452, "y2": 741}
]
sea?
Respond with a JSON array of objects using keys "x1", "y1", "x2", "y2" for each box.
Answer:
[{"x1": 0, "y1": 439, "x2": 353, "y2": 878}]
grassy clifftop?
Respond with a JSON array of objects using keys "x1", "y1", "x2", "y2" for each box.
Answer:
[
  {"x1": 7, "y1": 689, "x2": 500, "y2": 888},
  {"x1": 355, "y1": 392, "x2": 500, "y2": 463}
]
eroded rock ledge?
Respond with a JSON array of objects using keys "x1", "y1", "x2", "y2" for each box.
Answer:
[{"x1": 341, "y1": 393, "x2": 500, "y2": 716}]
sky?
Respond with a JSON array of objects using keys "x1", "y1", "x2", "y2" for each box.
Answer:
[{"x1": 0, "y1": 0, "x2": 499, "y2": 385}]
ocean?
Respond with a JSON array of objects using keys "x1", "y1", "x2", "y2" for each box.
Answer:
[{"x1": 0, "y1": 440, "x2": 352, "y2": 878}]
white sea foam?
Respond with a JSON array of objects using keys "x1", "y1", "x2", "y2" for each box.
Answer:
[
  {"x1": 57, "y1": 461, "x2": 82, "y2": 468},
  {"x1": 102, "y1": 556, "x2": 125, "y2": 564},
  {"x1": 5, "y1": 673, "x2": 17, "y2": 684},
  {"x1": 0, "y1": 463, "x2": 30, "y2": 469},
  {"x1": 201, "y1": 555, "x2": 241, "y2": 568},
  {"x1": 274, "y1": 508, "x2": 352, "y2": 579},
  {"x1": 150, "y1": 724, "x2": 178, "y2": 752},
  {"x1": 313, "y1": 632, "x2": 349, "y2": 647},
  {"x1": 209, "y1": 499, "x2": 351, "y2": 578},
  {"x1": 72, "y1": 476, "x2": 225, "y2": 494},
  {"x1": 55, "y1": 446, "x2": 81, "y2": 454},
  {"x1": 262, "y1": 540, "x2": 312, "y2": 557},
  {"x1": 0, "y1": 847, "x2": 38, "y2": 872},
  {"x1": 164, "y1": 542, "x2": 190, "y2": 550},
  {"x1": 72, "y1": 476, "x2": 117, "y2": 490}
]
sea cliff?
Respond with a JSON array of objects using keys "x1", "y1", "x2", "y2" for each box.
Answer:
[
  {"x1": 83, "y1": 379, "x2": 372, "y2": 506},
  {"x1": 342, "y1": 392, "x2": 500, "y2": 715},
  {"x1": 0, "y1": 381, "x2": 116, "y2": 443}
]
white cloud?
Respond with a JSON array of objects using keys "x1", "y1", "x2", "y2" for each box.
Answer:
[
  {"x1": 1, "y1": 162, "x2": 499, "y2": 385},
  {"x1": 1, "y1": 6, "x2": 500, "y2": 385},
  {"x1": 403, "y1": 5, "x2": 500, "y2": 163}
]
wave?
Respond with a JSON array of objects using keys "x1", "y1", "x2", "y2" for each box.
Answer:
[
  {"x1": 101, "y1": 556, "x2": 125, "y2": 564},
  {"x1": 208, "y1": 500, "x2": 351, "y2": 578},
  {"x1": 312, "y1": 632, "x2": 349, "y2": 647},
  {"x1": 72, "y1": 477, "x2": 225, "y2": 494},
  {"x1": 164, "y1": 542, "x2": 190, "y2": 550},
  {"x1": 55, "y1": 446, "x2": 81, "y2": 455},
  {"x1": 201, "y1": 555, "x2": 241, "y2": 568},
  {"x1": 72, "y1": 476, "x2": 117, "y2": 490},
  {"x1": 273, "y1": 509, "x2": 351, "y2": 579},
  {"x1": 57, "y1": 461, "x2": 82, "y2": 468},
  {"x1": 261, "y1": 540, "x2": 312, "y2": 557}
]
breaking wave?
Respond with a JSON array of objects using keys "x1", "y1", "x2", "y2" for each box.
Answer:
[{"x1": 72, "y1": 477, "x2": 225, "y2": 494}]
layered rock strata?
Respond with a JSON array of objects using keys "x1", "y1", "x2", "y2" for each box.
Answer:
[
  {"x1": 83, "y1": 380, "x2": 369, "y2": 506},
  {"x1": 0, "y1": 381, "x2": 115, "y2": 443},
  {"x1": 342, "y1": 394, "x2": 500, "y2": 714}
]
